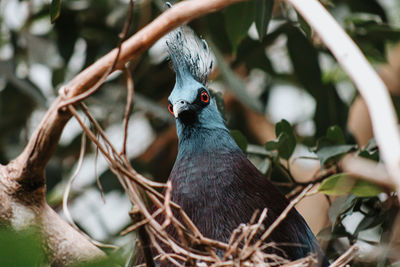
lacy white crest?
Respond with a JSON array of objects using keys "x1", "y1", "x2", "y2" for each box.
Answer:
[{"x1": 166, "y1": 26, "x2": 214, "y2": 85}]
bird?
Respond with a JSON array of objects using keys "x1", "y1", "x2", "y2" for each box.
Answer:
[{"x1": 159, "y1": 26, "x2": 328, "y2": 266}]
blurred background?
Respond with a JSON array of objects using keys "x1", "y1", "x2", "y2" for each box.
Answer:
[{"x1": 1, "y1": 0, "x2": 400, "y2": 265}]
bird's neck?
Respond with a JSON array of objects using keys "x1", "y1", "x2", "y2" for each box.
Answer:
[{"x1": 176, "y1": 124, "x2": 241, "y2": 160}]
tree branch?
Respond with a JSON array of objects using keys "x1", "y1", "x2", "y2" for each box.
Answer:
[
  {"x1": 340, "y1": 155, "x2": 395, "y2": 189},
  {"x1": 62, "y1": 0, "x2": 244, "y2": 100},
  {"x1": 329, "y1": 245, "x2": 359, "y2": 267},
  {"x1": 14, "y1": 0, "x2": 245, "y2": 185}
]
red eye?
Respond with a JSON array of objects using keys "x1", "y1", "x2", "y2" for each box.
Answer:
[
  {"x1": 168, "y1": 103, "x2": 174, "y2": 115},
  {"x1": 201, "y1": 91, "x2": 209, "y2": 103}
]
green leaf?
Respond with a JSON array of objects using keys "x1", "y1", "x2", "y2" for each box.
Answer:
[
  {"x1": 286, "y1": 25, "x2": 348, "y2": 136},
  {"x1": 344, "y1": 12, "x2": 400, "y2": 62},
  {"x1": 316, "y1": 145, "x2": 356, "y2": 166},
  {"x1": 50, "y1": 0, "x2": 62, "y2": 23},
  {"x1": 224, "y1": 1, "x2": 255, "y2": 53},
  {"x1": 236, "y1": 37, "x2": 276, "y2": 74},
  {"x1": 286, "y1": 26, "x2": 322, "y2": 98},
  {"x1": 359, "y1": 138, "x2": 379, "y2": 161},
  {"x1": 326, "y1": 125, "x2": 346, "y2": 145},
  {"x1": 265, "y1": 140, "x2": 278, "y2": 151},
  {"x1": 351, "y1": 180, "x2": 383, "y2": 197},
  {"x1": 231, "y1": 130, "x2": 248, "y2": 152},
  {"x1": 54, "y1": 11, "x2": 79, "y2": 62},
  {"x1": 265, "y1": 133, "x2": 291, "y2": 160},
  {"x1": 346, "y1": 13, "x2": 382, "y2": 27},
  {"x1": 319, "y1": 174, "x2": 356, "y2": 196},
  {"x1": 313, "y1": 126, "x2": 355, "y2": 165},
  {"x1": 354, "y1": 215, "x2": 384, "y2": 236},
  {"x1": 297, "y1": 13, "x2": 311, "y2": 38},
  {"x1": 328, "y1": 195, "x2": 357, "y2": 225},
  {"x1": 318, "y1": 173, "x2": 383, "y2": 197},
  {"x1": 0, "y1": 227, "x2": 45, "y2": 266},
  {"x1": 255, "y1": 0, "x2": 274, "y2": 41},
  {"x1": 275, "y1": 119, "x2": 293, "y2": 137},
  {"x1": 265, "y1": 119, "x2": 296, "y2": 160},
  {"x1": 204, "y1": 12, "x2": 232, "y2": 54}
]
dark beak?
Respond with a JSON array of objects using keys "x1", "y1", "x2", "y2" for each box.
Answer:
[{"x1": 173, "y1": 100, "x2": 197, "y2": 124}]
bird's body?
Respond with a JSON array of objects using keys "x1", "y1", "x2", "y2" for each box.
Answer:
[
  {"x1": 160, "y1": 26, "x2": 328, "y2": 266},
  {"x1": 170, "y1": 119, "x2": 325, "y2": 263}
]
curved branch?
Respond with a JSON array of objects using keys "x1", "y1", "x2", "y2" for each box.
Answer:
[
  {"x1": 15, "y1": 0, "x2": 245, "y2": 183},
  {"x1": 63, "y1": 0, "x2": 244, "y2": 99},
  {"x1": 340, "y1": 155, "x2": 394, "y2": 189}
]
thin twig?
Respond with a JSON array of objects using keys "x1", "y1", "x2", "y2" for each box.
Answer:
[
  {"x1": 161, "y1": 181, "x2": 173, "y2": 229},
  {"x1": 62, "y1": 131, "x2": 117, "y2": 249},
  {"x1": 59, "y1": 0, "x2": 135, "y2": 109},
  {"x1": 121, "y1": 66, "x2": 135, "y2": 156},
  {"x1": 73, "y1": 104, "x2": 166, "y2": 197},
  {"x1": 62, "y1": 131, "x2": 87, "y2": 228},
  {"x1": 281, "y1": 255, "x2": 317, "y2": 267},
  {"x1": 149, "y1": 232, "x2": 184, "y2": 267},
  {"x1": 242, "y1": 209, "x2": 269, "y2": 252},
  {"x1": 121, "y1": 208, "x2": 163, "y2": 236},
  {"x1": 94, "y1": 137, "x2": 106, "y2": 203},
  {"x1": 329, "y1": 245, "x2": 359, "y2": 267}
]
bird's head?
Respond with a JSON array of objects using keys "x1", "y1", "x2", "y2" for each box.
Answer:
[{"x1": 166, "y1": 27, "x2": 226, "y2": 133}]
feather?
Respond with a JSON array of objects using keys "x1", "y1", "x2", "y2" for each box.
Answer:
[
  {"x1": 169, "y1": 128, "x2": 327, "y2": 264},
  {"x1": 166, "y1": 26, "x2": 214, "y2": 86}
]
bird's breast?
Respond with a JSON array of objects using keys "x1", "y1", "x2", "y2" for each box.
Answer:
[
  {"x1": 169, "y1": 151, "x2": 259, "y2": 241},
  {"x1": 166, "y1": 149, "x2": 327, "y2": 264}
]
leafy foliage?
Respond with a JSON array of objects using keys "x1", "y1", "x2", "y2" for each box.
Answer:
[
  {"x1": 224, "y1": 1, "x2": 255, "y2": 53},
  {"x1": 318, "y1": 173, "x2": 383, "y2": 197},
  {"x1": 0, "y1": 227, "x2": 45, "y2": 266},
  {"x1": 265, "y1": 119, "x2": 296, "y2": 160},
  {"x1": 313, "y1": 126, "x2": 357, "y2": 166}
]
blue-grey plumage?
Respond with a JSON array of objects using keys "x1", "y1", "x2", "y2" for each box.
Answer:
[{"x1": 164, "y1": 26, "x2": 328, "y2": 266}]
